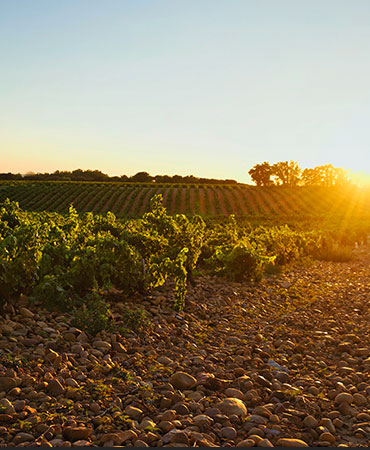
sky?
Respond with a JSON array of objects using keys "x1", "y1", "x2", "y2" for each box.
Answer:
[{"x1": 1, "y1": 0, "x2": 370, "y2": 183}]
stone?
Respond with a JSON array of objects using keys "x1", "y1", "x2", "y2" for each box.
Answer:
[
  {"x1": 162, "y1": 429, "x2": 189, "y2": 445},
  {"x1": 319, "y1": 432, "x2": 335, "y2": 443},
  {"x1": 258, "y1": 439, "x2": 274, "y2": 447},
  {"x1": 334, "y1": 392, "x2": 353, "y2": 405},
  {"x1": 193, "y1": 414, "x2": 213, "y2": 428},
  {"x1": 320, "y1": 418, "x2": 335, "y2": 434},
  {"x1": 125, "y1": 405, "x2": 143, "y2": 418},
  {"x1": 303, "y1": 415, "x2": 318, "y2": 428},
  {"x1": 157, "y1": 356, "x2": 173, "y2": 366},
  {"x1": 13, "y1": 432, "x2": 34, "y2": 444},
  {"x1": 14, "y1": 400, "x2": 26, "y2": 412},
  {"x1": 221, "y1": 426, "x2": 237, "y2": 440},
  {"x1": 100, "y1": 430, "x2": 137, "y2": 445},
  {"x1": 45, "y1": 349, "x2": 59, "y2": 363},
  {"x1": 218, "y1": 398, "x2": 247, "y2": 417},
  {"x1": 169, "y1": 372, "x2": 196, "y2": 390},
  {"x1": 253, "y1": 406, "x2": 272, "y2": 418},
  {"x1": 63, "y1": 427, "x2": 91, "y2": 442},
  {"x1": 236, "y1": 438, "x2": 256, "y2": 447},
  {"x1": 353, "y1": 393, "x2": 367, "y2": 406},
  {"x1": 134, "y1": 440, "x2": 149, "y2": 447},
  {"x1": 0, "y1": 377, "x2": 17, "y2": 392},
  {"x1": 0, "y1": 398, "x2": 15, "y2": 414},
  {"x1": 139, "y1": 418, "x2": 156, "y2": 430},
  {"x1": 47, "y1": 379, "x2": 65, "y2": 396},
  {"x1": 249, "y1": 414, "x2": 268, "y2": 424},
  {"x1": 19, "y1": 307, "x2": 34, "y2": 318},
  {"x1": 112, "y1": 342, "x2": 126, "y2": 353},
  {"x1": 93, "y1": 340, "x2": 111, "y2": 350},
  {"x1": 224, "y1": 388, "x2": 245, "y2": 400},
  {"x1": 161, "y1": 410, "x2": 177, "y2": 421},
  {"x1": 276, "y1": 438, "x2": 309, "y2": 447}
]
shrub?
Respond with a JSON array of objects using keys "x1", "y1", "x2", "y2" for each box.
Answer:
[
  {"x1": 207, "y1": 240, "x2": 275, "y2": 281},
  {"x1": 71, "y1": 293, "x2": 113, "y2": 335}
]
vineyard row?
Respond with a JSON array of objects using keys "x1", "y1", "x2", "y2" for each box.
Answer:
[{"x1": 0, "y1": 182, "x2": 368, "y2": 218}]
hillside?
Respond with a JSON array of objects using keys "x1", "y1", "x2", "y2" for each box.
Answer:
[{"x1": 0, "y1": 181, "x2": 369, "y2": 220}]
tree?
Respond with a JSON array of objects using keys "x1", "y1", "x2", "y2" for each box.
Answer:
[
  {"x1": 301, "y1": 164, "x2": 351, "y2": 187},
  {"x1": 272, "y1": 161, "x2": 301, "y2": 186},
  {"x1": 248, "y1": 162, "x2": 274, "y2": 186},
  {"x1": 301, "y1": 167, "x2": 322, "y2": 186},
  {"x1": 130, "y1": 172, "x2": 153, "y2": 183}
]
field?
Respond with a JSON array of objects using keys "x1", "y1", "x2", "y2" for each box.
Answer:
[
  {"x1": 0, "y1": 180, "x2": 369, "y2": 220},
  {"x1": 1, "y1": 185, "x2": 370, "y2": 447}
]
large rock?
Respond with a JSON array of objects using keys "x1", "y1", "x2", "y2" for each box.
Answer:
[
  {"x1": 100, "y1": 430, "x2": 137, "y2": 445},
  {"x1": 334, "y1": 392, "x2": 353, "y2": 405},
  {"x1": 0, "y1": 377, "x2": 17, "y2": 392},
  {"x1": 169, "y1": 372, "x2": 196, "y2": 390},
  {"x1": 218, "y1": 398, "x2": 247, "y2": 417},
  {"x1": 63, "y1": 427, "x2": 91, "y2": 442}
]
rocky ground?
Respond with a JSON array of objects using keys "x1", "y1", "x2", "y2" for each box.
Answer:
[{"x1": 0, "y1": 246, "x2": 370, "y2": 447}]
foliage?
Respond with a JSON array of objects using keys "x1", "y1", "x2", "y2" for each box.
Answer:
[
  {"x1": 206, "y1": 240, "x2": 275, "y2": 281},
  {"x1": 119, "y1": 306, "x2": 152, "y2": 333},
  {"x1": 71, "y1": 293, "x2": 113, "y2": 335},
  {"x1": 0, "y1": 193, "x2": 368, "y2": 318},
  {"x1": 272, "y1": 161, "x2": 301, "y2": 186},
  {"x1": 301, "y1": 164, "x2": 350, "y2": 187},
  {"x1": 248, "y1": 162, "x2": 274, "y2": 186}
]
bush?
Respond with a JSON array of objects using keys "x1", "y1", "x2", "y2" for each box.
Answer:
[
  {"x1": 119, "y1": 306, "x2": 152, "y2": 334},
  {"x1": 206, "y1": 240, "x2": 275, "y2": 281},
  {"x1": 71, "y1": 293, "x2": 113, "y2": 335}
]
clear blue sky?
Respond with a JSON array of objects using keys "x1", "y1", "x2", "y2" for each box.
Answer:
[{"x1": 1, "y1": 0, "x2": 370, "y2": 182}]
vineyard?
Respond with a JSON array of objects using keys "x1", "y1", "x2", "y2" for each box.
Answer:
[
  {"x1": 1, "y1": 192, "x2": 370, "y2": 447},
  {"x1": 0, "y1": 181, "x2": 369, "y2": 220}
]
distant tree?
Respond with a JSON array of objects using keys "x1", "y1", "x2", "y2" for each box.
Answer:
[
  {"x1": 301, "y1": 167, "x2": 322, "y2": 186},
  {"x1": 248, "y1": 162, "x2": 274, "y2": 186},
  {"x1": 130, "y1": 171, "x2": 153, "y2": 183},
  {"x1": 301, "y1": 164, "x2": 351, "y2": 187},
  {"x1": 334, "y1": 167, "x2": 351, "y2": 186},
  {"x1": 272, "y1": 161, "x2": 301, "y2": 186},
  {"x1": 154, "y1": 175, "x2": 172, "y2": 183}
]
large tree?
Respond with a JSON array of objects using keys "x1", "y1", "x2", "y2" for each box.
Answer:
[
  {"x1": 130, "y1": 171, "x2": 153, "y2": 183},
  {"x1": 248, "y1": 162, "x2": 274, "y2": 186},
  {"x1": 301, "y1": 164, "x2": 350, "y2": 186},
  {"x1": 272, "y1": 160, "x2": 301, "y2": 186}
]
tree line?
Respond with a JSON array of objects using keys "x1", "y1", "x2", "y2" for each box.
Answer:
[
  {"x1": 248, "y1": 161, "x2": 350, "y2": 187},
  {"x1": 0, "y1": 169, "x2": 237, "y2": 185},
  {"x1": 0, "y1": 162, "x2": 351, "y2": 187}
]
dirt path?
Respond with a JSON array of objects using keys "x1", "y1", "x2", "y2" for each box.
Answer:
[
  {"x1": 213, "y1": 187, "x2": 229, "y2": 215},
  {"x1": 204, "y1": 187, "x2": 217, "y2": 216},
  {"x1": 223, "y1": 187, "x2": 244, "y2": 215},
  {"x1": 118, "y1": 187, "x2": 137, "y2": 215},
  {"x1": 170, "y1": 187, "x2": 178, "y2": 214},
  {"x1": 258, "y1": 189, "x2": 286, "y2": 215},
  {"x1": 189, "y1": 187, "x2": 197, "y2": 215},
  {"x1": 179, "y1": 187, "x2": 187, "y2": 213},
  {"x1": 109, "y1": 187, "x2": 130, "y2": 215},
  {"x1": 198, "y1": 187, "x2": 207, "y2": 215},
  {"x1": 242, "y1": 187, "x2": 263, "y2": 214}
]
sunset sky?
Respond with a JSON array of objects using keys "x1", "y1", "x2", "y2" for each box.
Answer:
[{"x1": 1, "y1": 0, "x2": 370, "y2": 183}]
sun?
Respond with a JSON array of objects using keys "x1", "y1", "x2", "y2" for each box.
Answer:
[{"x1": 348, "y1": 170, "x2": 370, "y2": 187}]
